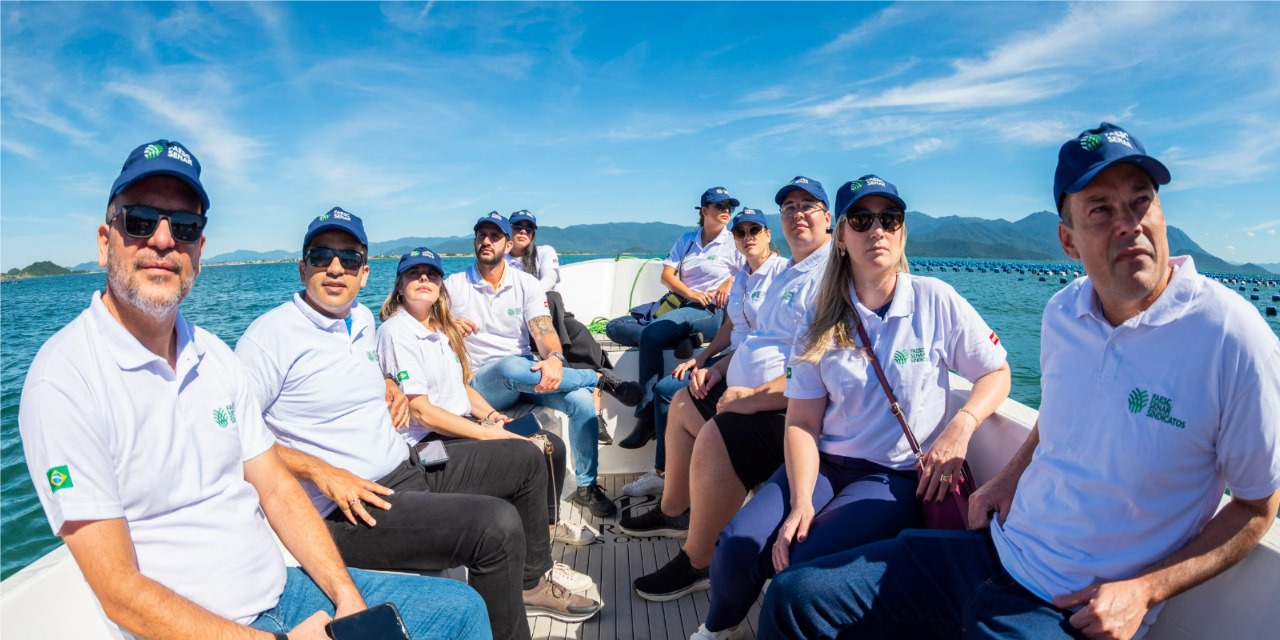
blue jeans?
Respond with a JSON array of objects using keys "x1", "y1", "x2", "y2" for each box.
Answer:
[
  {"x1": 249, "y1": 566, "x2": 490, "y2": 639},
  {"x1": 650, "y1": 351, "x2": 726, "y2": 471},
  {"x1": 757, "y1": 529, "x2": 1087, "y2": 640},
  {"x1": 472, "y1": 355, "x2": 600, "y2": 487},
  {"x1": 707, "y1": 456, "x2": 921, "y2": 631},
  {"x1": 605, "y1": 306, "x2": 724, "y2": 418}
]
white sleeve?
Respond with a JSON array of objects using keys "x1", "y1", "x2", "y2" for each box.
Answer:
[
  {"x1": 663, "y1": 235, "x2": 688, "y2": 268},
  {"x1": 539, "y1": 246, "x2": 560, "y2": 291},
  {"x1": 233, "y1": 362, "x2": 275, "y2": 461},
  {"x1": 233, "y1": 333, "x2": 285, "y2": 419},
  {"x1": 375, "y1": 322, "x2": 431, "y2": 397},
  {"x1": 19, "y1": 375, "x2": 123, "y2": 534},
  {"x1": 785, "y1": 305, "x2": 826, "y2": 400},
  {"x1": 523, "y1": 277, "x2": 551, "y2": 321},
  {"x1": 1216, "y1": 329, "x2": 1280, "y2": 500},
  {"x1": 939, "y1": 287, "x2": 1008, "y2": 382}
]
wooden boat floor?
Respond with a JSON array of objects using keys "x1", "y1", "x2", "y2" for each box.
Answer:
[{"x1": 529, "y1": 473, "x2": 764, "y2": 640}]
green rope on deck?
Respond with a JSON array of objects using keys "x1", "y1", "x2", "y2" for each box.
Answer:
[{"x1": 587, "y1": 317, "x2": 610, "y2": 335}]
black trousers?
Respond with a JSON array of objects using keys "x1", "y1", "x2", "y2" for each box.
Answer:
[
  {"x1": 427, "y1": 427, "x2": 568, "y2": 525},
  {"x1": 325, "y1": 439, "x2": 550, "y2": 640}
]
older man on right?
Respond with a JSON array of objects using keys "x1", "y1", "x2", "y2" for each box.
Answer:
[{"x1": 757, "y1": 123, "x2": 1280, "y2": 640}]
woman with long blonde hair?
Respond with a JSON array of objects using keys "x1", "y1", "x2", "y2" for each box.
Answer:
[
  {"x1": 375, "y1": 247, "x2": 602, "y2": 566},
  {"x1": 693, "y1": 176, "x2": 1012, "y2": 640}
]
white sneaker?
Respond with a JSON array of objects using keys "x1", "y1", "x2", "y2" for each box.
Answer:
[
  {"x1": 550, "y1": 562, "x2": 594, "y2": 592},
  {"x1": 623, "y1": 469, "x2": 665, "y2": 496},
  {"x1": 689, "y1": 623, "x2": 745, "y2": 640},
  {"x1": 552, "y1": 520, "x2": 599, "y2": 546}
]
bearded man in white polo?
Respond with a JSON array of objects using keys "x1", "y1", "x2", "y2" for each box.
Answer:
[{"x1": 19, "y1": 140, "x2": 489, "y2": 639}]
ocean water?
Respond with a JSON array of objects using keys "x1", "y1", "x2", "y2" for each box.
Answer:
[{"x1": 2, "y1": 255, "x2": 1277, "y2": 580}]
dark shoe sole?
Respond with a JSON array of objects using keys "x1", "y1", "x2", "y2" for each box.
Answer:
[
  {"x1": 634, "y1": 576, "x2": 710, "y2": 602},
  {"x1": 572, "y1": 495, "x2": 618, "y2": 518},
  {"x1": 525, "y1": 602, "x2": 603, "y2": 622},
  {"x1": 618, "y1": 522, "x2": 688, "y2": 538}
]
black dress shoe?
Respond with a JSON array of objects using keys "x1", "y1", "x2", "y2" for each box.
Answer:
[
  {"x1": 618, "y1": 417, "x2": 656, "y2": 449},
  {"x1": 598, "y1": 370, "x2": 643, "y2": 407}
]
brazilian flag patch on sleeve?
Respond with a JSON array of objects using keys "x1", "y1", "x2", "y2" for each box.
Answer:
[{"x1": 47, "y1": 465, "x2": 74, "y2": 493}]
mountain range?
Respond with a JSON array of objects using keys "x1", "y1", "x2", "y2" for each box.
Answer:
[{"x1": 64, "y1": 211, "x2": 1274, "y2": 276}]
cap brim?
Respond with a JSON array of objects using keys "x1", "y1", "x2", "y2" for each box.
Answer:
[{"x1": 1066, "y1": 156, "x2": 1172, "y2": 195}]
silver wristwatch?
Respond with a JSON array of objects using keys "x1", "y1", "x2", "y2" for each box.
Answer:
[{"x1": 545, "y1": 351, "x2": 567, "y2": 364}]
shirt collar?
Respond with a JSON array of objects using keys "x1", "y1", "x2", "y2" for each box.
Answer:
[
  {"x1": 788, "y1": 240, "x2": 831, "y2": 274},
  {"x1": 291, "y1": 291, "x2": 357, "y2": 333},
  {"x1": 466, "y1": 261, "x2": 512, "y2": 293},
  {"x1": 1071, "y1": 255, "x2": 1197, "y2": 328},
  {"x1": 392, "y1": 308, "x2": 441, "y2": 341},
  {"x1": 89, "y1": 291, "x2": 203, "y2": 374},
  {"x1": 851, "y1": 272, "x2": 915, "y2": 321}
]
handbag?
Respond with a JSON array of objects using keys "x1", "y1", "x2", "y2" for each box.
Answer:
[
  {"x1": 629, "y1": 241, "x2": 697, "y2": 324},
  {"x1": 854, "y1": 317, "x2": 976, "y2": 530}
]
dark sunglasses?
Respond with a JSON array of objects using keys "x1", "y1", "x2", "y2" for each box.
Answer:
[
  {"x1": 512, "y1": 224, "x2": 536, "y2": 234},
  {"x1": 732, "y1": 225, "x2": 764, "y2": 239},
  {"x1": 844, "y1": 208, "x2": 906, "y2": 233},
  {"x1": 708, "y1": 203, "x2": 734, "y2": 213},
  {"x1": 304, "y1": 246, "x2": 366, "y2": 271},
  {"x1": 110, "y1": 204, "x2": 207, "y2": 244}
]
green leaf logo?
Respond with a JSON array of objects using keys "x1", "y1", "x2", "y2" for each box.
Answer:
[
  {"x1": 1128, "y1": 388, "x2": 1149, "y2": 414},
  {"x1": 47, "y1": 465, "x2": 74, "y2": 492},
  {"x1": 893, "y1": 350, "x2": 908, "y2": 365},
  {"x1": 212, "y1": 407, "x2": 230, "y2": 428},
  {"x1": 1080, "y1": 134, "x2": 1103, "y2": 152},
  {"x1": 396, "y1": 370, "x2": 409, "y2": 382},
  {"x1": 143, "y1": 144, "x2": 164, "y2": 160},
  {"x1": 849, "y1": 180, "x2": 865, "y2": 192}
]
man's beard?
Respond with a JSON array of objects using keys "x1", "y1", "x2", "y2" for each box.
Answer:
[
  {"x1": 106, "y1": 244, "x2": 194, "y2": 320},
  {"x1": 475, "y1": 249, "x2": 505, "y2": 267}
]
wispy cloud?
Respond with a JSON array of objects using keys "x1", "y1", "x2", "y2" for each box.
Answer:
[
  {"x1": 1164, "y1": 118, "x2": 1280, "y2": 191},
  {"x1": 817, "y1": 5, "x2": 910, "y2": 56}
]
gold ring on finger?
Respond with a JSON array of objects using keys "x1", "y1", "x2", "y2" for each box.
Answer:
[{"x1": 940, "y1": 474, "x2": 953, "y2": 483}]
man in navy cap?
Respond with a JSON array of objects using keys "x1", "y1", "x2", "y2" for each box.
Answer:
[
  {"x1": 757, "y1": 124, "x2": 1280, "y2": 639},
  {"x1": 20, "y1": 140, "x2": 489, "y2": 639}
]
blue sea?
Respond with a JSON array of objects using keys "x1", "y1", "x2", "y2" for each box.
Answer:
[{"x1": 2, "y1": 255, "x2": 1277, "y2": 580}]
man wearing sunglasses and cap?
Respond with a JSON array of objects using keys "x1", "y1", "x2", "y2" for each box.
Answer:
[
  {"x1": 237, "y1": 208, "x2": 600, "y2": 638},
  {"x1": 19, "y1": 140, "x2": 489, "y2": 639},
  {"x1": 758, "y1": 124, "x2": 1280, "y2": 640}
]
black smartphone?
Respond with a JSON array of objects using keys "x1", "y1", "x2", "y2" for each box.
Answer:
[
  {"x1": 503, "y1": 413, "x2": 541, "y2": 437},
  {"x1": 324, "y1": 602, "x2": 411, "y2": 640}
]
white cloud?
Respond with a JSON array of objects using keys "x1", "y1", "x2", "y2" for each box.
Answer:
[
  {"x1": 1270, "y1": 229, "x2": 1277, "y2": 235},
  {"x1": 1248, "y1": 231, "x2": 1256, "y2": 237},
  {"x1": 904, "y1": 137, "x2": 944, "y2": 161},
  {"x1": 1166, "y1": 119, "x2": 1280, "y2": 191},
  {"x1": 1225, "y1": 245, "x2": 1237, "y2": 252},
  {"x1": 818, "y1": 5, "x2": 910, "y2": 55}
]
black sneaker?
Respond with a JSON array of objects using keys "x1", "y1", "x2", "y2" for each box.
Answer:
[
  {"x1": 571, "y1": 483, "x2": 618, "y2": 518},
  {"x1": 598, "y1": 370, "x2": 643, "y2": 407},
  {"x1": 673, "y1": 332, "x2": 705, "y2": 360},
  {"x1": 597, "y1": 412, "x2": 613, "y2": 445},
  {"x1": 633, "y1": 550, "x2": 709, "y2": 602},
  {"x1": 618, "y1": 507, "x2": 689, "y2": 538}
]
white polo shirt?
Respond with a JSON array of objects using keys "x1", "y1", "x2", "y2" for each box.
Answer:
[
  {"x1": 236, "y1": 293, "x2": 407, "y2": 516},
  {"x1": 664, "y1": 227, "x2": 745, "y2": 293},
  {"x1": 725, "y1": 242, "x2": 831, "y2": 389},
  {"x1": 726, "y1": 254, "x2": 789, "y2": 349},
  {"x1": 375, "y1": 308, "x2": 471, "y2": 445},
  {"x1": 507, "y1": 244, "x2": 561, "y2": 292},
  {"x1": 445, "y1": 262, "x2": 550, "y2": 368},
  {"x1": 19, "y1": 293, "x2": 285, "y2": 633},
  {"x1": 991, "y1": 257, "x2": 1280, "y2": 634},
  {"x1": 784, "y1": 274, "x2": 1008, "y2": 468}
]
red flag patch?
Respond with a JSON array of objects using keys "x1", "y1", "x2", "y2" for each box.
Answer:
[{"x1": 989, "y1": 331, "x2": 1000, "y2": 346}]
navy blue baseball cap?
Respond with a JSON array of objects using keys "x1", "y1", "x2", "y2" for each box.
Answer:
[
  {"x1": 397, "y1": 247, "x2": 444, "y2": 276},
  {"x1": 303, "y1": 207, "x2": 368, "y2": 248},
  {"x1": 509, "y1": 210, "x2": 537, "y2": 228},
  {"x1": 731, "y1": 208, "x2": 769, "y2": 232},
  {"x1": 108, "y1": 139, "x2": 210, "y2": 213},
  {"x1": 697, "y1": 187, "x2": 740, "y2": 209},
  {"x1": 1053, "y1": 122, "x2": 1170, "y2": 214},
  {"x1": 474, "y1": 211, "x2": 512, "y2": 237},
  {"x1": 833, "y1": 175, "x2": 907, "y2": 221},
  {"x1": 774, "y1": 176, "x2": 829, "y2": 210}
]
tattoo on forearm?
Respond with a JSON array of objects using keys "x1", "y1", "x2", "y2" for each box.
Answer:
[{"x1": 529, "y1": 316, "x2": 554, "y2": 338}]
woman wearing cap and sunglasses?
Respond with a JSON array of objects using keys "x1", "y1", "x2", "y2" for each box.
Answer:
[
  {"x1": 374, "y1": 248, "x2": 603, "y2": 589},
  {"x1": 620, "y1": 208, "x2": 787, "y2": 498},
  {"x1": 605, "y1": 187, "x2": 745, "y2": 447},
  {"x1": 689, "y1": 177, "x2": 1011, "y2": 640}
]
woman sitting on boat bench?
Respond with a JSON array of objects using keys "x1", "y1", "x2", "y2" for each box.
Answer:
[
  {"x1": 692, "y1": 175, "x2": 1011, "y2": 640},
  {"x1": 374, "y1": 247, "x2": 600, "y2": 588}
]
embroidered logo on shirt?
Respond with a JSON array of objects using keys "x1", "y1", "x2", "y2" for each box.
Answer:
[
  {"x1": 397, "y1": 370, "x2": 410, "y2": 382},
  {"x1": 989, "y1": 331, "x2": 1000, "y2": 346},
  {"x1": 366, "y1": 350, "x2": 377, "y2": 361},
  {"x1": 785, "y1": 367, "x2": 792, "y2": 379},
  {"x1": 507, "y1": 308, "x2": 520, "y2": 317},
  {"x1": 47, "y1": 465, "x2": 74, "y2": 493},
  {"x1": 780, "y1": 291, "x2": 795, "y2": 304},
  {"x1": 212, "y1": 404, "x2": 237, "y2": 428},
  {"x1": 892, "y1": 348, "x2": 927, "y2": 365},
  {"x1": 750, "y1": 291, "x2": 765, "y2": 300},
  {"x1": 1127, "y1": 388, "x2": 1186, "y2": 429}
]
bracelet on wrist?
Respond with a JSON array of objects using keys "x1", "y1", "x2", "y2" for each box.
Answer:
[{"x1": 957, "y1": 408, "x2": 980, "y2": 429}]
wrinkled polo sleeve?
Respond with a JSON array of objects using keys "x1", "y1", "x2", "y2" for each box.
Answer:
[
  {"x1": 1216, "y1": 330, "x2": 1280, "y2": 501},
  {"x1": 940, "y1": 287, "x2": 1008, "y2": 383},
  {"x1": 662, "y1": 234, "x2": 688, "y2": 269},
  {"x1": 233, "y1": 334, "x2": 285, "y2": 419},
  {"x1": 539, "y1": 246, "x2": 561, "y2": 291},
  {"x1": 375, "y1": 321, "x2": 431, "y2": 397},
  {"x1": 19, "y1": 375, "x2": 123, "y2": 535},
  {"x1": 523, "y1": 276, "x2": 551, "y2": 322},
  {"x1": 785, "y1": 304, "x2": 826, "y2": 400},
  {"x1": 232, "y1": 361, "x2": 276, "y2": 462}
]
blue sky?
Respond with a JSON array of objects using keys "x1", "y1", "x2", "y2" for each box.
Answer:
[{"x1": 3, "y1": 1, "x2": 1279, "y2": 270}]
